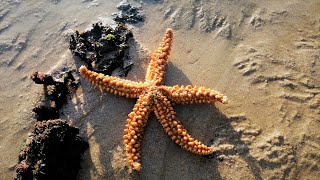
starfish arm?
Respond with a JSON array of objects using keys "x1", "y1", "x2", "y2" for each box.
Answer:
[
  {"x1": 79, "y1": 66, "x2": 147, "y2": 98},
  {"x1": 153, "y1": 92, "x2": 214, "y2": 155},
  {"x1": 123, "y1": 93, "x2": 153, "y2": 171},
  {"x1": 160, "y1": 85, "x2": 228, "y2": 104},
  {"x1": 145, "y1": 28, "x2": 173, "y2": 85}
]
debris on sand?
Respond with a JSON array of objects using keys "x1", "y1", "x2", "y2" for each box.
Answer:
[
  {"x1": 30, "y1": 71, "x2": 79, "y2": 121},
  {"x1": 15, "y1": 119, "x2": 88, "y2": 180},
  {"x1": 15, "y1": 70, "x2": 88, "y2": 180},
  {"x1": 113, "y1": 0, "x2": 145, "y2": 24},
  {"x1": 69, "y1": 22, "x2": 134, "y2": 77}
]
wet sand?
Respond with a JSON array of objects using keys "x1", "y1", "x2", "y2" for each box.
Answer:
[{"x1": 0, "y1": 0, "x2": 319, "y2": 179}]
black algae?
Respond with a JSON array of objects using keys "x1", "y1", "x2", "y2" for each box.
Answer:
[
  {"x1": 69, "y1": 22, "x2": 134, "y2": 76},
  {"x1": 15, "y1": 120, "x2": 88, "y2": 180},
  {"x1": 32, "y1": 106, "x2": 59, "y2": 120},
  {"x1": 16, "y1": 72, "x2": 87, "y2": 180},
  {"x1": 30, "y1": 71, "x2": 79, "y2": 121},
  {"x1": 113, "y1": 0, "x2": 145, "y2": 24}
]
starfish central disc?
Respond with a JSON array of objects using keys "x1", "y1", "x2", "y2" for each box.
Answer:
[{"x1": 79, "y1": 28, "x2": 231, "y2": 171}]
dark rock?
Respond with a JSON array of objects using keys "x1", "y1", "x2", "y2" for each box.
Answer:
[
  {"x1": 15, "y1": 119, "x2": 88, "y2": 180},
  {"x1": 113, "y1": 0, "x2": 145, "y2": 24}
]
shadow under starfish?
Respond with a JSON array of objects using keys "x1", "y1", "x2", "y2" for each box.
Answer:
[{"x1": 79, "y1": 29, "x2": 233, "y2": 171}]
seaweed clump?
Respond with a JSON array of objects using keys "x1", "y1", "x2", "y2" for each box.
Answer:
[
  {"x1": 15, "y1": 120, "x2": 88, "y2": 180},
  {"x1": 69, "y1": 22, "x2": 133, "y2": 76},
  {"x1": 15, "y1": 71, "x2": 88, "y2": 179},
  {"x1": 30, "y1": 71, "x2": 78, "y2": 121}
]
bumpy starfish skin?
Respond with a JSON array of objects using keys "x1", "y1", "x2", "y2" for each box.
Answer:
[
  {"x1": 153, "y1": 92, "x2": 213, "y2": 154},
  {"x1": 145, "y1": 28, "x2": 173, "y2": 85},
  {"x1": 160, "y1": 85, "x2": 228, "y2": 104},
  {"x1": 79, "y1": 29, "x2": 231, "y2": 171}
]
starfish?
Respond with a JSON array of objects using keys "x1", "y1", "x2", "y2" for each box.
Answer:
[{"x1": 79, "y1": 29, "x2": 232, "y2": 171}]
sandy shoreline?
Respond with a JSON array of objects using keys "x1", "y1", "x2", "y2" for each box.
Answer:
[{"x1": 1, "y1": 0, "x2": 319, "y2": 179}]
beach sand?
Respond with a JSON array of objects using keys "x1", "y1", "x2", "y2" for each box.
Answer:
[{"x1": 0, "y1": 0, "x2": 319, "y2": 179}]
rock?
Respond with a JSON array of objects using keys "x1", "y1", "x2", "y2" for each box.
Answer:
[{"x1": 15, "y1": 119, "x2": 88, "y2": 180}]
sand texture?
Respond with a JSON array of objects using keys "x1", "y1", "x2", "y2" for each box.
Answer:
[{"x1": 0, "y1": 0, "x2": 319, "y2": 179}]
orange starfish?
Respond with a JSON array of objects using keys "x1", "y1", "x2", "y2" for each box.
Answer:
[{"x1": 79, "y1": 29, "x2": 231, "y2": 171}]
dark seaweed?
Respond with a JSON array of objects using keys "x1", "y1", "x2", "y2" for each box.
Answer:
[
  {"x1": 69, "y1": 22, "x2": 133, "y2": 76},
  {"x1": 32, "y1": 106, "x2": 59, "y2": 120},
  {"x1": 15, "y1": 120, "x2": 88, "y2": 180},
  {"x1": 30, "y1": 71, "x2": 79, "y2": 121}
]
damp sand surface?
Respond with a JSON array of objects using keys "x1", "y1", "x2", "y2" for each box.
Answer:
[{"x1": 0, "y1": 0, "x2": 320, "y2": 179}]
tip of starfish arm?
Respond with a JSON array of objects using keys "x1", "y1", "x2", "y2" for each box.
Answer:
[
  {"x1": 79, "y1": 65, "x2": 87, "y2": 74},
  {"x1": 221, "y1": 96, "x2": 228, "y2": 104},
  {"x1": 132, "y1": 162, "x2": 142, "y2": 171},
  {"x1": 166, "y1": 28, "x2": 173, "y2": 35}
]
